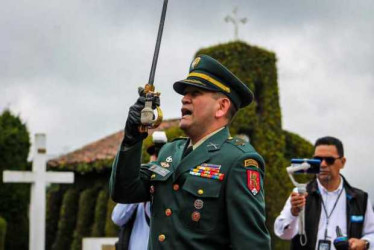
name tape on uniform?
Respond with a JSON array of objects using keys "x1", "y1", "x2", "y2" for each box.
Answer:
[{"x1": 149, "y1": 165, "x2": 170, "y2": 177}]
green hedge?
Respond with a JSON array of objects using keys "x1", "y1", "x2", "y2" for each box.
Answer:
[
  {"x1": 91, "y1": 189, "x2": 109, "y2": 237},
  {"x1": 0, "y1": 217, "x2": 6, "y2": 250},
  {"x1": 52, "y1": 188, "x2": 79, "y2": 250},
  {"x1": 105, "y1": 198, "x2": 119, "y2": 237},
  {"x1": 70, "y1": 187, "x2": 100, "y2": 250},
  {"x1": 46, "y1": 185, "x2": 66, "y2": 250},
  {"x1": 196, "y1": 41, "x2": 313, "y2": 249}
]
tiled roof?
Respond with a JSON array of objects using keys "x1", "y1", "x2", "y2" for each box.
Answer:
[{"x1": 47, "y1": 118, "x2": 180, "y2": 167}]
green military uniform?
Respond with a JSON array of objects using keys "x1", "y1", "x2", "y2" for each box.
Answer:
[
  {"x1": 110, "y1": 55, "x2": 271, "y2": 249},
  {"x1": 110, "y1": 127, "x2": 270, "y2": 249}
]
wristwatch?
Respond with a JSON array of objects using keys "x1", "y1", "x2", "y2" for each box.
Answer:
[{"x1": 363, "y1": 239, "x2": 370, "y2": 250}]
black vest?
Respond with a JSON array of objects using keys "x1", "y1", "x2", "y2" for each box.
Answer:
[{"x1": 291, "y1": 176, "x2": 368, "y2": 250}]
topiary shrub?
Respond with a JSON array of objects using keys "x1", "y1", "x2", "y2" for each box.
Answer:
[
  {"x1": 104, "y1": 198, "x2": 119, "y2": 237},
  {"x1": 70, "y1": 186, "x2": 100, "y2": 250},
  {"x1": 0, "y1": 217, "x2": 6, "y2": 250},
  {"x1": 196, "y1": 41, "x2": 314, "y2": 249},
  {"x1": 91, "y1": 189, "x2": 109, "y2": 237},
  {"x1": 46, "y1": 185, "x2": 66, "y2": 250},
  {"x1": 52, "y1": 188, "x2": 79, "y2": 250}
]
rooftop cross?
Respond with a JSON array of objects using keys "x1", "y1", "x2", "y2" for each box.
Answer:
[
  {"x1": 224, "y1": 7, "x2": 248, "y2": 40},
  {"x1": 3, "y1": 134, "x2": 75, "y2": 250}
]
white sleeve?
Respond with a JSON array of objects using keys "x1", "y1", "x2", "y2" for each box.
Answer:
[
  {"x1": 361, "y1": 197, "x2": 374, "y2": 249},
  {"x1": 111, "y1": 203, "x2": 138, "y2": 226},
  {"x1": 274, "y1": 194, "x2": 299, "y2": 240}
]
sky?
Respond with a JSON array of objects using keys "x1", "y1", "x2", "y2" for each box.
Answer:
[{"x1": 1, "y1": 0, "x2": 373, "y2": 197}]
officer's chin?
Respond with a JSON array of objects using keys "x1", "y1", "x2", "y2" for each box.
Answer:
[{"x1": 179, "y1": 119, "x2": 190, "y2": 131}]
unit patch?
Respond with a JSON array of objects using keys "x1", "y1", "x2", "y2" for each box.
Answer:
[
  {"x1": 244, "y1": 159, "x2": 259, "y2": 168},
  {"x1": 247, "y1": 170, "x2": 260, "y2": 195}
]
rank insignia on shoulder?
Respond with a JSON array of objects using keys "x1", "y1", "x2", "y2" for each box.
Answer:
[
  {"x1": 247, "y1": 170, "x2": 260, "y2": 195},
  {"x1": 234, "y1": 138, "x2": 245, "y2": 146},
  {"x1": 244, "y1": 159, "x2": 259, "y2": 168}
]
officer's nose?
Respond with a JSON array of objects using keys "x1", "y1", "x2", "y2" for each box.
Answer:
[{"x1": 182, "y1": 94, "x2": 191, "y2": 105}]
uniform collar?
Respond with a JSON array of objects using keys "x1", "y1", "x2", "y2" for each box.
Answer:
[{"x1": 191, "y1": 127, "x2": 225, "y2": 150}]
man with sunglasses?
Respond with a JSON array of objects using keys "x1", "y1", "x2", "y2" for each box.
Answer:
[{"x1": 274, "y1": 136, "x2": 374, "y2": 250}]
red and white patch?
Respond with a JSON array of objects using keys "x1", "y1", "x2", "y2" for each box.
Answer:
[{"x1": 247, "y1": 170, "x2": 260, "y2": 195}]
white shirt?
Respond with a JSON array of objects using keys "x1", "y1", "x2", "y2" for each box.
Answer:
[
  {"x1": 274, "y1": 177, "x2": 374, "y2": 250},
  {"x1": 112, "y1": 202, "x2": 151, "y2": 250}
]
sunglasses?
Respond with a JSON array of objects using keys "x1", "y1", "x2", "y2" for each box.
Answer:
[{"x1": 313, "y1": 156, "x2": 342, "y2": 165}]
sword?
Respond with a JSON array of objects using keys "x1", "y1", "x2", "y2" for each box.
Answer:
[{"x1": 139, "y1": 0, "x2": 168, "y2": 132}]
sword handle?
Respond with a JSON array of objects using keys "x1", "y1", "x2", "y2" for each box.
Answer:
[{"x1": 139, "y1": 84, "x2": 163, "y2": 133}]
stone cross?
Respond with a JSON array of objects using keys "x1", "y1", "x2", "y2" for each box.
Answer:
[
  {"x1": 3, "y1": 133, "x2": 74, "y2": 250},
  {"x1": 224, "y1": 7, "x2": 248, "y2": 40}
]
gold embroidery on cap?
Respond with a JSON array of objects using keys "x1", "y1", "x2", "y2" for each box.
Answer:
[{"x1": 188, "y1": 72, "x2": 230, "y2": 93}]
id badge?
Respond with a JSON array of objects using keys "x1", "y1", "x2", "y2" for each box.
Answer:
[{"x1": 318, "y1": 239, "x2": 331, "y2": 250}]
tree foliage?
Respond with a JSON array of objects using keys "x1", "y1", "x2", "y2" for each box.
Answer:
[{"x1": 0, "y1": 109, "x2": 30, "y2": 250}]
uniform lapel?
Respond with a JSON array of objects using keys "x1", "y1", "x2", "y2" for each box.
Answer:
[{"x1": 173, "y1": 127, "x2": 230, "y2": 181}]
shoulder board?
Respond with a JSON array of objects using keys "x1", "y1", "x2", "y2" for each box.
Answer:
[{"x1": 226, "y1": 137, "x2": 254, "y2": 153}]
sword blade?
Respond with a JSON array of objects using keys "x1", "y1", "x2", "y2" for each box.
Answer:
[{"x1": 148, "y1": 0, "x2": 168, "y2": 86}]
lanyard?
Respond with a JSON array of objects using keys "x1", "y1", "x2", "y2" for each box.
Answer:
[{"x1": 320, "y1": 187, "x2": 344, "y2": 239}]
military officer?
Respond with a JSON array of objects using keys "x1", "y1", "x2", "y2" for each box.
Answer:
[{"x1": 110, "y1": 55, "x2": 271, "y2": 249}]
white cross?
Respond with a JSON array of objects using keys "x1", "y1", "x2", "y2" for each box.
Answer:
[
  {"x1": 224, "y1": 7, "x2": 248, "y2": 40},
  {"x1": 3, "y1": 133, "x2": 74, "y2": 250}
]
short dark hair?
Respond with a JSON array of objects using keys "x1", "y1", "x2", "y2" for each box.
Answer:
[{"x1": 314, "y1": 136, "x2": 344, "y2": 157}]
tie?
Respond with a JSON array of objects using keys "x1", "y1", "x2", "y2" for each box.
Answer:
[{"x1": 182, "y1": 146, "x2": 193, "y2": 159}]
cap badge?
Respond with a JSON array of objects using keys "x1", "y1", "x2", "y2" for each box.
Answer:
[{"x1": 191, "y1": 57, "x2": 201, "y2": 69}]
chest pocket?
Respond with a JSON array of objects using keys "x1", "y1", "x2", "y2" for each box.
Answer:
[{"x1": 180, "y1": 176, "x2": 223, "y2": 232}]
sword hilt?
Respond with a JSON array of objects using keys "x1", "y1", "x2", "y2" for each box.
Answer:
[{"x1": 139, "y1": 84, "x2": 163, "y2": 133}]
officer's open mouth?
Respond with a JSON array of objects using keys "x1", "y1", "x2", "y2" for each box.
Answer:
[{"x1": 181, "y1": 108, "x2": 192, "y2": 117}]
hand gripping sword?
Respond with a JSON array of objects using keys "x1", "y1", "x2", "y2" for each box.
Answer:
[{"x1": 139, "y1": 0, "x2": 168, "y2": 132}]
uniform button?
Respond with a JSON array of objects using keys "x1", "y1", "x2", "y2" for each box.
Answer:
[
  {"x1": 151, "y1": 174, "x2": 156, "y2": 179},
  {"x1": 150, "y1": 185, "x2": 155, "y2": 194},
  {"x1": 165, "y1": 208, "x2": 172, "y2": 216},
  {"x1": 173, "y1": 184, "x2": 180, "y2": 191},
  {"x1": 194, "y1": 199, "x2": 204, "y2": 209},
  {"x1": 158, "y1": 234, "x2": 166, "y2": 242},
  {"x1": 197, "y1": 189, "x2": 204, "y2": 195},
  {"x1": 191, "y1": 211, "x2": 201, "y2": 222}
]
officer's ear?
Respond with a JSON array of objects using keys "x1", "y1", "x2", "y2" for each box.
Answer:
[{"x1": 215, "y1": 97, "x2": 231, "y2": 119}]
